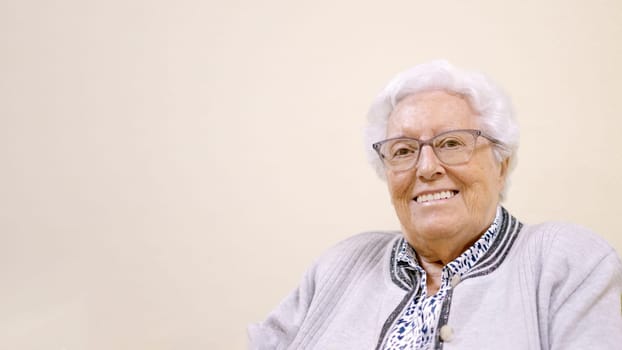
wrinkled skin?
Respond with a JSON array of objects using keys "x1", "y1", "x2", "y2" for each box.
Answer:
[{"x1": 385, "y1": 90, "x2": 509, "y2": 271}]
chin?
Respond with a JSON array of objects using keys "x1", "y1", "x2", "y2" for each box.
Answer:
[
  {"x1": 410, "y1": 204, "x2": 462, "y2": 224},
  {"x1": 402, "y1": 207, "x2": 465, "y2": 239},
  {"x1": 411, "y1": 222, "x2": 459, "y2": 240}
]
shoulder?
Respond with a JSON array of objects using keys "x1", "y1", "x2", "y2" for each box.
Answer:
[
  {"x1": 519, "y1": 221, "x2": 616, "y2": 259},
  {"x1": 515, "y1": 222, "x2": 622, "y2": 347},
  {"x1": 308, "y1": 231, "x2": 401, "y2": 280},
  {"x1": 328, "y1": 231, "x2": 401, "y2": 253},
  {"x1": 317, "y1": 231, "x2": 401, "y2": 264},
  {"x1": 516, "y1": 221, "x2": 621, "y2": 283}
]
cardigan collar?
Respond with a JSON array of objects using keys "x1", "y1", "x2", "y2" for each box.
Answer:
[{"x1": 389, "y1": 206, "x2": 523, "y2": 291}]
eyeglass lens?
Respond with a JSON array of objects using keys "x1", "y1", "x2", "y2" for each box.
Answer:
[{"x1": 378, "y1": 130, "x2": 478, "y2": 170}]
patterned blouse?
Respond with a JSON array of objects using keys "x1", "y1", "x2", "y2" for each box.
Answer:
[{"x1": 383, "y1": 207, "x2": 502, "y2": 350}]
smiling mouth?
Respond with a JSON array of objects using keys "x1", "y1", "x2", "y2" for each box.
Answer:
[{"x1": 414, "y1": 190, "x2": 459, "y2": 204}]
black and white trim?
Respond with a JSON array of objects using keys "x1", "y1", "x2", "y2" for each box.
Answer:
[{"x1": 379, "y1": 206, "x2": 523, "y2": 350}]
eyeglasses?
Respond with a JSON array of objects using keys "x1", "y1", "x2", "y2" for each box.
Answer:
[{"x1": 372, "y1": 129, "x2": 503, "y2": 172}]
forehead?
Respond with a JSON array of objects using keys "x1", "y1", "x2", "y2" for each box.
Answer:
[{"x1": 387, "y1": 90, "x2": 479, "y2": 138}]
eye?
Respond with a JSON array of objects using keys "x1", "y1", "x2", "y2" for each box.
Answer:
[
  {"x1": 388, "y1": 141, "x2": 418, "y2": 159},
  {"x1": 436, "y1": 137, "x2": 466, "y2": 149},
  {"x1": 393, "y1": 147, "x2": 414, "y2": 157}
]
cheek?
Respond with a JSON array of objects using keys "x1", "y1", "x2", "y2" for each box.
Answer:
[
  {"x1": 463, "y1": 187, "x2": 488, "y2": 215},
  {"x1": 387, "y1": 172, "x2": 413, "y2": 199},
  {"x1": 460, "y1": 169, "x2": 502, "y2": 211},
  {"x1": 387, "y1": 172, "x2": 415, "y2": 213}
]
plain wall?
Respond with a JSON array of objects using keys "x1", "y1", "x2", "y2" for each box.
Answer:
[{"x1": 2, "y1": 0, "x2": 621, "y2": 349}]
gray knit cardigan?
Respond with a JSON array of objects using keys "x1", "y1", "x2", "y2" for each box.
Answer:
[{"x1": 248, "y1": 209, "x2": 622, "y2": 349}]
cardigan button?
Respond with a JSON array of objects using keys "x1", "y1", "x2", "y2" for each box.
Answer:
[
  {"x1": 450, "y1": 274, "x2": 461, "y2": 288},
  {"x1": 439, "y1": 325, "x2": 454, "y2": 342}
]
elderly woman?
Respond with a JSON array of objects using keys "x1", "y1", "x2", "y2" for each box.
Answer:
[{"x1": 248, "y1": 61, "x2": 622, "y2": 349}]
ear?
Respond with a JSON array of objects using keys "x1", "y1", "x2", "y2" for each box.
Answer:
[{"x1": 498, "y1": 157, "x2": 510, "y2": 185}]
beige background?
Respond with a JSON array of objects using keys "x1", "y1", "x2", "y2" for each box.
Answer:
[{"x1": 2, "y1": 0, "x2": 622, "y2": 349}]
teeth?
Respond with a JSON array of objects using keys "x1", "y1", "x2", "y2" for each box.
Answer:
[{"x1": 416, "y1": 191, "x2": 456, "y2": 203}]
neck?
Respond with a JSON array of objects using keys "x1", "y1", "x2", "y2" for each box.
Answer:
[
  {"x1": 410, "y1": 233, "x2": 479, "y2": 266},
  {"x1": 417, "y1": 256, "x2": 444, "y2": 295},
  {"x1": 406, "y1": 208, "x2": 499, "y2": 265}
]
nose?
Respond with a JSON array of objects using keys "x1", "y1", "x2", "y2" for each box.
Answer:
[{"x1": 416, "y1": 145, "x2": 445, "y2": 180}]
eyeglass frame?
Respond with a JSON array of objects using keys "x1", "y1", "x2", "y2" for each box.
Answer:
[{"x1": 372, "y1": 129, "x2": 505, "y2": 170}]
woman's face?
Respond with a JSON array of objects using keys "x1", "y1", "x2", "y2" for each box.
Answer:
[{"x1": 385, "y1": 90, "x2": 508, "y2": 251}]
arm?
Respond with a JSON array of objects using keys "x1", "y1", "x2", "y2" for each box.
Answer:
[
  {"x1": 247, "y1": 266, "x2": 317, "y2": 350},
  {"x1": 544, "y1": 229, "x2": 622, "y2": 349},
  {"x1": 247, "y1": 232, "x2": 397, "y2": 349}
]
